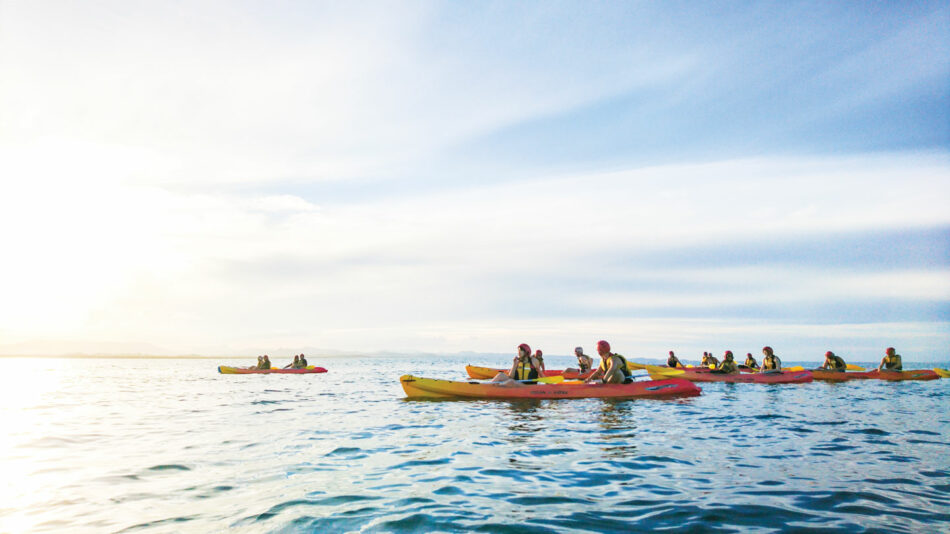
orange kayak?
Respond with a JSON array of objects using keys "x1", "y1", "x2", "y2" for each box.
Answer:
[
  {"x1": 401, "y1": 375, "x2": 701, "y2": 399},
  {"x1": 810, "y1": 369, "x2": 876, "y2": 381},
  {"x1": 865, "y1": 369, "x2": 939, "y2": 381},
  {"x1": 651, "y1": 368, "x2": 813, "y2": 384}
]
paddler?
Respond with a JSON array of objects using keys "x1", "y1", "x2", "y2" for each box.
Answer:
[
  {"x1": 298, "y1": 353, "x2": 308, "y2": 368},
  {"x1": 743, "y1": 353, "x2": 759, "y2": 370},
  {"x1": 491, "y1": 343, "x2": 542, "y2": 383},
  {"x1": 877, "y1": 347, "x2": 903, "y2": 372},
  {"x1": 710, "y1": 351, "x2": 739, "y2": 374},
  {"x1": 760, "y1": 346, "x2": 781, "y2": 372},
  {"x1": 667, "y1": 350, "x2": 683, "y2": 368},
  {"x1": 260, "y1": 355, "x2": 272, "y2": 370},
  {"x1": 701, "y1": 352, "x2": 719, "y2": 368},
  {"x1": 284, "y1": 355, "x2": 300, "y2": 369},
  {"x1": 819, "y1": 351, "x2": 847, "y2": 371},
  {"x1": 572, "y1": 346, "x2": 593, "y2": 373},
  {"x1": 584, "y1": 340, "x2": 631, "y2": 384},
  {"x1": 534, "y1": 350, "x2": 547, "y2": 375}
]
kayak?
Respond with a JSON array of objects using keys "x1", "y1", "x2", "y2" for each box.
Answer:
[
  {"x1": 400, "y1": 375, "x2": 701, "y2": 399},
  {"x1": 648, "y1": 368, "x2": 813, "y2": 384},
  {"x1": 218, "y1": 365, "x2": 327, "y2": 374},
  {"x1": 465, "y1": 364, "x2": 594, "y2": 380},
  {"x1": 934, "y1": 368, "x2": 950, "y2": 378},
  {"x1": 865, "y1": 369, "x2": 939, "y2": 381},
  {"x1": 810, "y1": 369, "x2": 876, "y2": 381}
]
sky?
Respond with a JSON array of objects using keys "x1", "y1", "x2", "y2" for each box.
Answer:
[{"x1": 0, "y1": 1, "x2": 948, "y2": 360}]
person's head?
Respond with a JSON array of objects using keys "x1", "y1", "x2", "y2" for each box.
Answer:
[
  {"x1": 293, "y1": 355, "x2": 299, "y2": 362},
  {"x1": 300, "y1": 353, "x2": 305, "y2": 359},
  {"x1": 746, "y1": 353, "x2": 752, "y2": 358},
  {"x1": 575, "y1": 347, "x2": 584, "y2": 356},
  {"x1": 885, "y1": 347, "x2": 896, "y2": 357},
  {"x1": 762, "y1": 346, "x2": 773, "y2": 357},
  {"x1": 263, "y1": 355, "x2": 270, "y2": 361},
  {"x1": 596, "y1": 340, "x2": 610, "y2": 356},
  {"x1": 825, "y1": 351, "x2": 834, "y2": 359},
  {"x1": 517, "y1": 343, "x2": 531, "y2": 358},
  {"x1": 669, "y1": 350, "x2": 675, "y2": 357},
  {"x1": 535, "y1": 349, "x2": 542, "y2": 358},
  {"x1": 724, "y1": 350, "x2": 734, "y2": 361},
  {"x1": 257, "y1": 356, "x2": 263, "y2": 362}
]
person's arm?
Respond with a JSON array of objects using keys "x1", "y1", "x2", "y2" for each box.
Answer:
[
  {"x1": 877, "y1": 356, "x2": 886, "y2": 371},
  {"x1": 604, "y1": 357, "x2": 618, "y2": 378},
  {"x1": 585, "y1": 366, "x2": 604, "y2": 383},
  {"x1": 535, "y1": 357, "x2": 545, "y2": 374},
  {"x1": 507, "y1": 358, "x2": 519, "y2": 379}
]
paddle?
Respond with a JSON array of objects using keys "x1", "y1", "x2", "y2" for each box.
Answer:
[
  {"x1": 781, "y1": 366, "x2": 805, "y2": 372},
  {"x1": 846, "y1": 364, "x2": 865, "y2": 371},
  {"x1": 516, "y1": 375, "x2": 565, "y2": 384}
]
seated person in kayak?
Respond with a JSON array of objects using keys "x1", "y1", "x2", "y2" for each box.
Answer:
[
  {"x1": 667, "y1": 350, "x2": 683, "y2": 368},
  {"x1": 743, "y1": 353, "x2": 759, "y2": 370},
  {"x1": 585, "y1": 340, "x2": 631, "y2": 384},
  {"x1": 760, "y1": 347, "x2": 781, "y2": 372},
  {"x1": 298, "y1": 353, "x2": 308, "y2": 367},
  {"x1": 565, "y1": 346, "x2": 593, "y2": 374},
  {"x1": 701, "y1": 352, "x2": 719, "y2": 368},
  {"x1": 491, "y1": 344, "x2": 542, "y2": 384},
  {"x1": 259, "y1": 355, "x2": 272, "y2": 370},
  {"x1": 285, "y1": 355, "x2": 300, "y2": 369},
  {"x1": 877, "y1": 347, "x2": 903, "y2": 372},
  {"x1": 534, "y1": 350, "x2": 547, "y2": 375},
  {"x1": 248, "y1": 356, "x2": 264, "y2": 369},
  {"x1": 710, "y1": 351, "x2": 739, "y2": 374},
  {"x1": 819, "y1": 351, "x2": 847, "y2": 371}
]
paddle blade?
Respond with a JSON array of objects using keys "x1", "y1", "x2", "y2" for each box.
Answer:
[
  {"x1": 846, "y1": 364, "x2": 866, "y2": 371},
  {"x1": 646, "y1": 365, "x2": 685, "y2": 376},
  {"x1": 782, "y1": 366, "x2": 805, "y2": 372},
  {"x1": 537, "y1": 375, "x2": 565, "y2": 384}
]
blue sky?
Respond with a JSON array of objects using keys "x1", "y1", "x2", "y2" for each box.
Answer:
[{"x1": 0, "y1": 1, "x2": 947, "y2": 360}]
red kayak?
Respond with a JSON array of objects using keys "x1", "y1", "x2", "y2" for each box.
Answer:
[
  {"x1": 651, "y1": 368, "x2": 813, "y2": 384},
  {"x1": 218, "y1": 366, "x2": 327, "y2": 374},
  {"x1": 865, "y1": 369, "x2": 940, "y2": 381},
  {"x1": 465, "y1": 364, "x2": 594, "y2": 380},
  {"x1": 810, "y1": 369, "x2": 875, "y2": 381}
]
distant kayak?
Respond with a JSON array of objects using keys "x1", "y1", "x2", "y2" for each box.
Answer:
[
  {"x1": 400, "y1": 375, "x2": 701, "y2": 399},
  {"x1": 218, "y1": 366, "x2": 327, "y2": 374},
  {"x1": 648, "y1": 368, "x2": 813, "y2": 384},
  {"x1": 465, "y1": 364, "x2": 594, "y2": 380}
]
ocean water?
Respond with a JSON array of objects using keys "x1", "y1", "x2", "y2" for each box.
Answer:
[{"x1": 1, "y1": 356, "x2": 949, "y2": 533}]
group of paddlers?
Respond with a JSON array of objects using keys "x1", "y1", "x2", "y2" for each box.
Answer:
[
  {"x1": 246, "y1": 353, "x2": 310, "y2": 370},
  {"x1": 490, "y1": 344, "x2": 905, "y2": 384}
]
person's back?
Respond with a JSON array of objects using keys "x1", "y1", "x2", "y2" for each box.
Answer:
[
  {"x1": 261, "y1": 355, "x2": 271, "y2": 370},
  {"x1": 822, "y1": 351, "x2": 846, "y2": 371},
  {"x1": 575, "y1": 347, "x2": 592, "y2": 372}
]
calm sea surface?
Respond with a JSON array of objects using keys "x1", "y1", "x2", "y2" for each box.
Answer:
[{"x1": 1, "y1": 356, "x2": 949, "y2": 533}]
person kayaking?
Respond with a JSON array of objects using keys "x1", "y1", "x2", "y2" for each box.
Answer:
[
  {"x1": 260, "y1": 355, "x2": 272, "y2": 370},
  {"x1": 667, "y1": 350, "x2": 683, "y2": 368},
  {"x1": 743, "y1": 353, "x2": 759, "y2": 370},
  {"x1": 284, "y1": 355, "x2": 300, "y2": 369},
  {"x1": 248, "y1": 356, "x2": 264, "y2": 369},
  {"x1": 534, "y1": 350, "x2": 547, "y2": 375},
  {"x1": 298, "y1": 353, "x2": 308, "y2": 368},
  {"x1": 710, "y1": 351, "x2": 739, "y2": 374},
  {"x1": 877, "y1": 347, "x2": 903, "y2": 372},
  {"x1": 701, "y1": 352, "x2": 719, "y2": 368},
  {"x1": 572, "y1": 347, "x2": 593, "y2": 373},
  {"x1": 819, "y1": 351, "x2": 847, "y2": 371},
  {"x1": 492, "y1": 344, "x2": 542, "y2": 383},
  {"x1": 585, "y1": 340, "x2": 631, "y2": 384},
  {"x1": 760, "y1": 346, "x2": 781, "y2": 372}
]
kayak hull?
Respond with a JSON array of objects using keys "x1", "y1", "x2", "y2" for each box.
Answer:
[
  {"x1": 401, "y1": 375, "x2": 701, "y2": 399},
  {"x1": 218, "y1": 366, "x2": 327, "y2": 374},
  {"x1": 866, "y1": 369, "x2": 939, "y2": 381},
  {"x1": 650, "y1": 369, "x2": 813, "y2": 384},
  {"x1": 811, "y1": 369, "x2": 876, "y2": 381},
  {"x1": 465, "y1": 364, "x2": 594, "y2": 380}
]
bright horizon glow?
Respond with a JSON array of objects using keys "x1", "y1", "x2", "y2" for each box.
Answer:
[{"x1": 1, "y1": 2, "x2": 948, "y2": 360}]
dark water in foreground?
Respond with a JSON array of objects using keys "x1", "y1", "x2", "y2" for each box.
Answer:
[{"x1": 1, "y1": 356, "x2": 948, "y2": 533}]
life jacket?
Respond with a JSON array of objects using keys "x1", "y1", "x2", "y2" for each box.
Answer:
[
  {"x1": 883, "y1": 354, "x2": 902, "y2": 370},
  {"x1": 260, "y1": 360, "x2": 271, "y2": 370},
  {"x1": 762, "y1": 355, "x2": 780, "y2": 370},
  {"x1": 718, "y1": 360, "x2": 738, "y2": 373},
  {"x1": 827, "y1": 355, "x2": 846, "y2": 370},
  {"x1": 299, "y1": 357, "x2": 308, "y2": 367},
  {"x1": 667, "y1": 356, "x2": 680, "y2": 368},
  {"x1": 599, "y1": 353, "x2": 631, "y2": 378},
  {"x1": 514, "y1": 357, "x2": 539, "y2": 380},
  {"x1": 744, "y1": 356, "x2": 758, "y2": 368}
]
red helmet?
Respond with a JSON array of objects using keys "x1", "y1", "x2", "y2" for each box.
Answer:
[
  {"x1": 762, "y1": 346, "x2": 773, "y2": 354},
  {"x1": 825, "y1": 351, "x2": 834, "y2": 357},
  {"x1": 535, "y1": 349, "x2": 543, "y2": 357},
  {"x1": 518, "y1": 343, "x2": 531, "y2": 356},
  {"x1": 597, "y1": 340, "x2": 610, "y2": 353}
]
